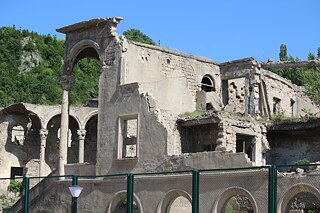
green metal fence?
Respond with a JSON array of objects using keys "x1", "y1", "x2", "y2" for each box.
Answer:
[{"x1": 1, "y1": 164, "x2": 320, "y2": 213}]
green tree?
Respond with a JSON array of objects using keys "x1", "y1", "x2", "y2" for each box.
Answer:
[
  {"x1": 279, "y1": 44, "x2": 288, "y2": 61},
  {"x1": 308, "y1": 52, "x2": 316, "y2": 60},
  {"x1": 70, "y1": 58, "x2": 101, "y2": 105},
  {"x1": 123, "y1": 29, "x2": 156, "y2": 45},
  {"x1": 317, "y1": 47, "x2": 320, "y2": 59}
]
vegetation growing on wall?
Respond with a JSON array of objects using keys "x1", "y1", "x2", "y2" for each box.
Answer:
[
  {"x1": 123, "y1": 28, "x2": 157, "y2": 45},
  {"x1": 7, "y1": 180, "x2": 23, "y2": 195}
]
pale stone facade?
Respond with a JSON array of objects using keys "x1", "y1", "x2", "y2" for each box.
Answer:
[{"x1": 1, "y1": 17, "x2": 320, "y2": 212}]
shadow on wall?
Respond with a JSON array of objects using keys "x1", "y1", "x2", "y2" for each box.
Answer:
[{"x1": 3, "y1": 104, "x2": 41, "y2": 174}]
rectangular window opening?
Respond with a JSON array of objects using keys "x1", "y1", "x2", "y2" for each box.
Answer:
[
  {"x1": 236, "y1": 134, "x2": 254, "y2": 162},
  {"x1": 10, "y1": 167, "x2": 24, "y2": 180},
  {"x1": 273, "y1": 97, "x2": 281, "y2": 115},
  {"x1": 118, "y1": 115, "x2": 139, "y2": 159}
]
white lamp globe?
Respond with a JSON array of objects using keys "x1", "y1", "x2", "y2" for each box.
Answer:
[{"x1": 69, "y1": 186, "x2": 83, "y2": 198}]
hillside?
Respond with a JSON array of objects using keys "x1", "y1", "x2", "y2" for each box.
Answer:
[
  {"x1": 0, "y1": 26, "x2": 320, "y2": 107},
  {"x1": 0, "y1": 26, "x2": 100, "y2": 107}
]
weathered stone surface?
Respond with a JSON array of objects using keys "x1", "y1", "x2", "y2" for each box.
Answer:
[{"x1": 2, "y1": 17, "x2": 320, "y2": 213}]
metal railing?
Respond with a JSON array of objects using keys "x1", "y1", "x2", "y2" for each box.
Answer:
[{"x1": 1, "y1": 164, "x2": 320, "y2": 213}]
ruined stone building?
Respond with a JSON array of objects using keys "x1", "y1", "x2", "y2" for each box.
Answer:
[{"x1": 1, "y1": 17, "x2": 320, "y2": 212}]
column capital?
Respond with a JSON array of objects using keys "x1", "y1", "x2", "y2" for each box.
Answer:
[
  {"x1": 39, "y1": 129, "x2": 48, "y2": 140},
  {"x1": 77, "y1": 129, "x2": 87, "y2": 140},
  {"x1": 60, "y1": 75, "x2": 75, "y2": 91}
]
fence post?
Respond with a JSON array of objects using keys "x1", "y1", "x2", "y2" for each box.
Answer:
[
  {"x1": 23, "y1": 176, "x2": 30, "y2": 213},
  {"x1": 268, "y1": 165, "x2": 277, "y2": 213},
  {"x1": 72, "y1": 175, "x2": 78, "y2": 185},
  {"x1": 127, "y1": 173, "x2": 134, "y2": 213},
  {"x1": 192, "y1": 170, "x2": 199, "y2": 213}
]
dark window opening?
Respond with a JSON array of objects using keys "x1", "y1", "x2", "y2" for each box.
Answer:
[
  {"x1": 206, "y1": 103, "x2": 214, "y2": 110},
  {"x1": 10, "y1": 167, "x2": 24, "y2": 180},
  {"x1": 291, "y1": 98, "x2": 296, "y2": 116},
  {"x1": 202, "y1": 144, "x2": 215, "y2": 151},
  {"x1": 180, "y1": 123, "x2": 218, "y2": 153},
  {"x1": 222, "y1": 80, "x2": 229, "y2": 106},
  {"x1": 273, "y1": 97, "x2": 281, "y2": 115},
  {"x1": 236, "y1": 134, "x2": 254, "y2": 161},
  {"x1": 201, "y1": 75, "x2": 215, "y2": 92}
]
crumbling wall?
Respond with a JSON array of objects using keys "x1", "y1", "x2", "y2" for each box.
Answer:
[
  {"x1": 224, "y1": 78, "x2": 246, "y2": 113},
  {"x1": 215, "y1": 115, "x2": 269, "y2": 166},
  {"x1": 122, "y1": 41, "x2": 221, "y2": 114},
  {"x1": 0, "y1": 113, "x2": 40, "y2": 194},
  {"x1": 262, "y1": 70, "x2": 297, "y2": 117},
  {"x1": 267, "y1": 128, "x2": 320, "y2": 165},
  {"x1": 119, "y1": 41, "x2": 221, "y2": 156}
]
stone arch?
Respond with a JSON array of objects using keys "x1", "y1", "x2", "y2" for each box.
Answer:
[
  {"x1": 2, "y1": 103, "x2": 42, "y2": 156},
  {"x1": 106, "y1": 190, "x2": 143, "y2": 213},
  {"x1": 46, "y1": 114, "x2": 62, "y2": 170},
  {"x1": 83, "y1": 110, "x2": 98, "y2": 129},
  {"x1": 213, "y1": 187, "x2": 258, "y2": 213},
  {"x1": 277, "y1": 183, "x2": 320, "y2": 213},
  {"x1": 66, "y1": 39, "x2": 101, "y2": 73},
  {"x1": 84, "y1": 112, "x2": 98, "y2": 163},
  {"x1": 46, "y1": 112, "x2": 81, "y2": 130},
  {"x1": 45, "y1": 114, "x2": 81, "y2": 170},
  {"x1": 67, "y1": 115, "x2": 81, "y2": 164},
  {"x1": 0, "y1": 103, "x2": 42, "y2": 179},
  {"x1": 156, "y1": 189, "x2": 192, "y2": 213}
]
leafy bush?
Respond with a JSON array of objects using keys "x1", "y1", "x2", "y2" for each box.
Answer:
[{"x1": 8, "y1": 180, "x2": 23, "y2": 195}]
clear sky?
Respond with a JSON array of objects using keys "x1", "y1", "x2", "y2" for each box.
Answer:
[{"x1": 1, "y1": 0, "x2": 319, "y2": 62}]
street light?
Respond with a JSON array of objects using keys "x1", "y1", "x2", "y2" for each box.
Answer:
[{"x1": 69, "y1": 185, "x2": 83, "y2": 213}]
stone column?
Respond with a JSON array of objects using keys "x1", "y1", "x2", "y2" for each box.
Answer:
[
  {"x1": 215, "y1": 122, "x2": 227, "y2": 151},
  {"x1": 77, "y1": 129, "x2": 86, "y2": 163},
  {"x1": 39, "y1": 129, "x2": 48, "y2": 177},
  {"x1": 59, "y1": 75, "x2": 74, "y2": 176}
]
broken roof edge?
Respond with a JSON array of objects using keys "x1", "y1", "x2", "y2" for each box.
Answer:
[
  {"x1": 56, "y1": 17, "x2": 123, "y2": 34},
  {"x1": 260, "y1": 59, "x2": 320, "y2": 69},
  {"x1": 220, "y1": 57, "x2": 257, "y2": 66},
  {"x1": 126, "y1": 39, "x2": 220, "y2": 65},
  {"x1": 268, "y1": 118, "x2": 320, "y2": 131},
  {"x1": 177, "y1": 113, "x2": 221, "y2": 126},
  {"x1": 260, "y1": 68, "x2": 300, "y2": 91}
]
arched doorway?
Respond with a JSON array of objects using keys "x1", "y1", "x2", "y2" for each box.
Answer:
[
  {"x1": 46, "y1": 114, "x2": 80, "y2": 170},
  {"x1": 84, "y1": 114, "x2": 98, "y2": 163}
]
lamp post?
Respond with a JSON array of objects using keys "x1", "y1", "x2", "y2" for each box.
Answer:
[{"x1": 69, "y1": 176, "x2": 83, "y2": 213}]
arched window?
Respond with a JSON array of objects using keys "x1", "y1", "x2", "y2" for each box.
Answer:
[
  {"x1": 214, "y1": 187, "x2": 258, "y2": 213},
  {"x1": 201, "y1": 75, "x2": 215, "y2": 92},
  {"x1": 167, "y1": 196, "x2": 191, "y2": 213},
  {"x1": 114, "y1": 198, "x2": 140, "y2": 213},
  {"x1": 286, "y1": 192, "x2": 320, "y2": 212},
  {"x1": 157, "y1": 190, "x2": 192, "y2": 213},
  {"x1": 224, "y1": 194, "x2": 254, "y2": 213}
]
